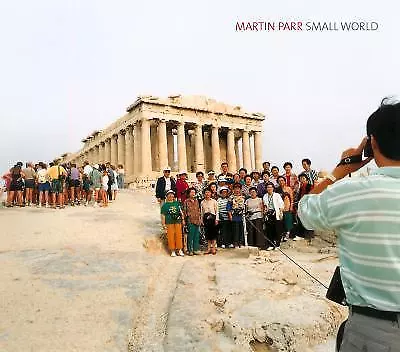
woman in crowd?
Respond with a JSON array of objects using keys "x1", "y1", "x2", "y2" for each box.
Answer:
[
  {"x1": 217, "y1": 186, "x2": 231, "y2": 248},
  {"x1": 270, "y1": 166, "x2": 280, "y2": 188},
  {"x1": 37, "y1": 163, "x2": 50, "y2": 207},
  {"x1": 250, "y1": 170, "x2": 262, "y2": 187},
  {"x1": 208, "y1": 182, "x2": 218, "y2": 200},
  {"x1": 23, "y1": 162, "x2": 36, "y2": 206},
  {"x1": 245, "y1": 186, "x2": 264, "y2": 248},
  {"x1": 176, "y1": 171, "x2": 189, "y2": 204},
  {"x1": 193, "y1": 171, "x2": 207, "y2": 204},
  {"x1": 101, "y1": 169, "x2": 109, "y2": 207},
  {"x1": 283, "y1": 162, "x2": 299, "y2": 193},
  {"x1": 201, "y1": 187, "x2": 219, "y2": 255},
  {"x1": 161, "y1": 190, "x2": 185, "y2": 257},
  {"x1": 263, "y1": 182, "x2": 284, "y2": 250},
  {"x1": 206, "y1": 170, "x2": 217, "y2": 185},
  {"x1": 117, "y1": 164, "x2": 125, "y2": 189},
  {"x1": 277, "y1": 175, "x2": 294, "y2": 241},
  {"x1": 241, "y1": 175, "x2": 253, "y2": 199},
  {"x1": 293, "y1": 173, "x2": 314, "y2": 240},
  {"x1": 7, "y1": 164, "x2": 25, "y2": 207},
  {"x1": 257, "y1": 171, "x2": 270, "y2": 198},
  {"x1": 227, "y1": 183, "x2": 245, "y2": 248},
  {"x1": 110, "y1": 165, "x2": 119, "y2": 201},
  {"x1": 183, "y1": 187, "x2": 201, "y2": 256},
  {"x1": 90, "y1": 164, "x2": 102, "y2": 207}
]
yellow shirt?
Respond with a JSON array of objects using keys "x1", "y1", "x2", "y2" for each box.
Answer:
[{"x1": 47, "y1": 166, "x2": 67, "y2": 180}]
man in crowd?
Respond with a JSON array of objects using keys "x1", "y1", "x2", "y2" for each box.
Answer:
[
  {"x1": 47, "y1": 161, "x2": 67, "y2": 208},
  {"x1": 301, "y1": 158, "x2": 319, "y2": 186},
  {"x1": 155, "y1": 166, "x2": 177, "y2": 208},
  {"x1": 298, "y1": 99, "x2": 400, "y2": 351},
  {"x1": 262, "y1": 161, "x2": 271, "y2": 174}
]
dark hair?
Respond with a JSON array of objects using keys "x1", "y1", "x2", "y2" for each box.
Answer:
[
  {"x1": 196, "y1": 171, "x2": 204, "y2": 177},
  {"x1": 265, "y1": 182, "x2": 275, "y2": 188},
  {"x1": 298, "y1": 173, "x2": 308, "y2": 181},
  {"x1": 302, "y1": 158, "x2": 311, "y2": 166},
  {"x1": 367, "y1": 99, "x2": 400, "y2": 160},
  {"x1": 271, "y1": 166, "x2": 279, "y2": 172},
  {"x1": 238, "y1": 168, "x2": 247, "y2": 174},
  {"x1": 221, "y1": 162, "x2": 228, "y2": 167},
  {"x1": 233, "y1": 182, "x2": 242, "y2": 189},
  {"x1": 277, "y1": 175, "x2": 285, "y2": 182},
  {"x1": 186, "y1": 187, "x2": 196, "y2": 196},
  {"x1": 262, "y1": 161, "x2": 270, "y2": 167},
  {"x1": 261, "y1": 171, "x2": 270, "y2": 177},
  {"x1": 249, "y1": 186, "x2": 257, "y2": 193},
  {"x1": 244, "y1": 175, "x2": 252, "y2": 181},
  {"x1": 283, "y1": 162, "x2": 293, "y2": 169}
]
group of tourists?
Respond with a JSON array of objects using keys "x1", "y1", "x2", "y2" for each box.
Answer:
[
  {"x1": 1, "y1": 161, "x2": 125, "y2": 209},
  {"x1": 157, "y1": 159, "x2": 319, "y2": 257}
]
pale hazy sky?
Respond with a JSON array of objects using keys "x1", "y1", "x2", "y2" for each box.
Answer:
[{"x1": 1, "y1": 0, "x2": 398, "y2": 174}]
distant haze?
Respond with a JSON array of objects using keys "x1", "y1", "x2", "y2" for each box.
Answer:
[{"x1": 0, "y1": 0, "x2": 398, "y2": 175}]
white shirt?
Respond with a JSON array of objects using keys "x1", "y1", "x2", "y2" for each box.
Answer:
[
  {"x1": 83, "y1": 165, "x2": 93, "y2": 176},
  {"x1": 102, "y1": 175, "x2": 109, "y2": 189},
  {"x1": 164, "y1": 176, "x2": 171, "y2": 192},
  {"x1": 262, "y1": 192, "x2": 284, "y2": 220}
]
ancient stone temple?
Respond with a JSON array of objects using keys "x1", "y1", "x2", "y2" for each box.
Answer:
[{"x1": 59, "y1": 95, "x2": 265, "y2": 184}]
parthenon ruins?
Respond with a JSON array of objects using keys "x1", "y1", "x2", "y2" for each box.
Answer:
[{"x1": 59, "y1": 95, "x2": 266, "y2": 184}]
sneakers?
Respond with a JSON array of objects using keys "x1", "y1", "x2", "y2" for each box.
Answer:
[
  {"x1": 275, "y1": 246, "x2": 280, "y2": 250},
  {"x1": 178, "y1": 249, "x2": 185, "y2": 257},
  {"x1": 93, "y1": 203, "x2": 98, "y2": 208},
  {"x1": 221, "y1": 245, "x2": 226, "y2": 249},
  {"x1": 171, "y1": 251, "x2": 177, "y2": 257},
  {"x1": 293, "y1": 236, "x2": 304, "y2": 241},
  {"x1": 38, "y1": 203, "x2": 42, "y2": 208},
  {"x1": 229, "y1": 244, "x2": 234, "y2": 248},
  {"x1": 266, "y1": 246, "x2": 274, "y2": 251}
]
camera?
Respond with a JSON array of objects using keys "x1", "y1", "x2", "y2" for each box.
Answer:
[{"x1": 363, "y1": 136, "x2": 373, "y2": 157}]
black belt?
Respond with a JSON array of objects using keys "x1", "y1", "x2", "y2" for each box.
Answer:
[{"x1": 351, "y1": 305, "x2": 400, "y2": 322}]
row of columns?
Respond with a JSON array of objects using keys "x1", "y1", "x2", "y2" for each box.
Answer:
[{"x1": 75, "y1": 119, "x2": 263, "y2": 179}]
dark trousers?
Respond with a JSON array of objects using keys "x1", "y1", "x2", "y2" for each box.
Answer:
[
  {"x1": 107, "y1": 183, "x2": 112, "y2": 200},
  {"x1": 265, "y1": 218, "x2": 283, "y2": 247},
  {"x1": 218, "y1": 220, "x2": 232, "y2": 246},
  {"x1": 232, "y1": 221, "x2": 244, "y2": 246},
  {"x1": 246, "y1": 218, "x2": 264, "y2": 248},
  {"x1": 294, "y1": 216, "x2": 314, "y2": 239}
]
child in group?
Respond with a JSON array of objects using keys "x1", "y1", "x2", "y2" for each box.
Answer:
[
  {"x1": 183, "y1": 187, "x2": 201, "y2": 256},
  {"x1": 227, "y1": 183, "x2": 246, "y2": 248},
  {"x1": 101, "y1": 170, "x2": 109, "y2": 207},
  {"x1": 161, "y1": 190, "x2": 185, "y2": 257}
]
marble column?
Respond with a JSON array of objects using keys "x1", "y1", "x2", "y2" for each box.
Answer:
[
  {"x1": 254, "y1": 131, "x2": 262, "y2": 171},
  {"x1": 235, "y1": 138, "x2": 241, "y2": 169},
  {"x1": 227, "y1": 129, "x2": 236, "y2": 172},
  {"x1": 242, "y1": 130, "x2": 251, "y2": 171},
  {"x1": 141, "y1": 119, "x2": 152, "y2": 175},
  {"x1": 194, "y1": 124, "x2": 204, "y2": 172},
  {"x1": 158, "y1": 120, "x2": 168, "y2": 170},
  {"x1": 133, "y1": 123, "x2": 141, "y2": 176},
  {"x1": 167, "y1": 129, "x2": 175, "y2": 171},
  {"x1": 104, "y1": 138, "x2": 111, "y2": 163},
  {"x1": 110, "y1": 135, "x2": 118, "y2": 166},
  {"x1": 125, "y1": 126, "x2": 134, "y2": 178},
  {"x1": 117, "y1": 131, "x2": 125, "y2": 167},
  {"x1": 211, "y1": 126, "x2": 220, "y2": 172},
  {"x1": 99, "y1": 142, "x2": 105, "y2": 163},
  {"x1": 94, "y1": 145, "x2": 100, "y2": 163},
  {"x1": 177, "y1": 122, "x2": 187, "y2": 171}
]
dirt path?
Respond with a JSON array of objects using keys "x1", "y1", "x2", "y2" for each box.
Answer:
[{"x1": 0, "y1": 190, "x2": 346, "y2": 351}]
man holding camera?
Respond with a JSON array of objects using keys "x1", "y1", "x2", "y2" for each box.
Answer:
[{"x1": 298, "y1": 100, "x2": 400, "y2": 351}]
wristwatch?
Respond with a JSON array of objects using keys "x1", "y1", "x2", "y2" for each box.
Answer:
[{"x1": 324, "y1": 173, "x2": 337, "y2": 183}]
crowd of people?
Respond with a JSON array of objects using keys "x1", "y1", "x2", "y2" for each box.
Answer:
[
  {"x1": 157, "y1": 160, "x2": 319, "y2": 257},
  {"x1": 1, "y1": 161, "x2": 125, "y2": 208}
]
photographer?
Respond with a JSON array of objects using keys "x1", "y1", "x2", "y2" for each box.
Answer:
[{"x1": 298, "y1": 99, "x2": 400, "y2": 351}]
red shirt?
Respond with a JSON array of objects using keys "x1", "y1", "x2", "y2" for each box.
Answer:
[{"x1": 176, "y1": 179, "x2": 189, "y2": 203}]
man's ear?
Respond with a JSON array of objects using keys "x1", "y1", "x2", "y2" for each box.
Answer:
[{"x1": 371, "y1": 135, "x2": 379, "y2": 153}]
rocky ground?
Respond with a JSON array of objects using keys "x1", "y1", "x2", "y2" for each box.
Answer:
[{"x1": 0, "y1": 190, "x2": 347, "y2": 351}]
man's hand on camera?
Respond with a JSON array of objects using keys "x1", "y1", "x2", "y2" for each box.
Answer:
[{"x1": 332, "y1": 137, "x2": 373, "y2": 181}]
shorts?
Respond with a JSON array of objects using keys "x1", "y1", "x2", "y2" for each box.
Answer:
[
  {"x1": 9, "y1": 181, "x2": 23, "y2": 192},
  {"x1": 25, "y1": 179, "x2": 35, "y2": 189},
  {"x1": 69, "y1": 179, "x2": 80, "y2": 188},
  {"x1": 51, "y1": 179, "x2": 63, "y2": 194},
  {"x1": 111, "y1": 183, "x2": 118, "y2": 191},
  {"x1": 38, "y1": 182, "x2": 51, "y2": 192},
  {"x1": 102, "y1": 185, "x2": 108, "y2": 191}
]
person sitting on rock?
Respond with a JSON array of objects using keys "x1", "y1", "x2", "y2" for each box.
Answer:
[{"x1": 161, "y1": 190, "x2": 185, "y2": 257}]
